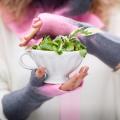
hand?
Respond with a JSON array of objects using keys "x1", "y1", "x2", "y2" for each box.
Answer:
[
  {"x1": 19, "y1": 13, "x2": 90, "y2": 47},
  {"x1": 34, "y1": 66, "x2": 89, "y2": 97},
  {"x1": 19, "y1": 17, "x2": 42, "y2": 47},
  {"x1": 60, "y1": 66, "x2": 89, "y2": 91}
]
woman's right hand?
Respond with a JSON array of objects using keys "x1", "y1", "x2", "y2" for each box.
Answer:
[{"x1": 19, "y1": 13, "x2": 79, "y2": 47}]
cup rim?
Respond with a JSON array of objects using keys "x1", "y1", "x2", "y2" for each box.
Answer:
[
  {"x1": 27, "y1": 49, "x2": 83, "y2": 56},
  {"x1": 28, "y1": 49, "x2": 80, "y2": 53}
]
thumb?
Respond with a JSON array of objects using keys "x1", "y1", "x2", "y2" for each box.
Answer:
[{"x1": 30, "y1": 69, "x2": 48, "y2": 87}]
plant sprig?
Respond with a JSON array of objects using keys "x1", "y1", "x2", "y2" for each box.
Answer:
[
  {"x1": 32, "y1": 28, "x2": 91, "y2": 57},
  {"x1": 69, "y1": 27, "x2": 92, "y2": 38}
]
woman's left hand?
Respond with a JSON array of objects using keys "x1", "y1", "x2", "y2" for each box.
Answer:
[{"x1": 36, "y1": 66, "x2": 89, "y2": 97}]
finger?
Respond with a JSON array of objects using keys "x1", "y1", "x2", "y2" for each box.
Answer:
[
  {"x1": 19, "y1": 20, "x2": 42, "y2": 47},
  {"x1": 19, "y1": 27, "x2": 41, "y2": 47},
  {"x1": 83, "y1": 66, "x2": 89, "y2": 73},
  {"x1": 37, "y1": 66, "x2": 46, "y2": 72},
  {"x1": 79, "y1": 72, "x2": 88, "y2": 78},
  {"x1": 19, "y1": 37, "x2": 30, "y2": 47},
  {"x1": 69, "y1": 73, "x2": 80, "y2": 82},
  {"x1": 26, "y1": 21, "x2": 42, "y2": 40},
  {"x1": 38, "y1": 66, "x2": 46, "y2": 70},
  {"x1": 25, "y1": 26, "x2": 41, "y2": 40},
  {"x1": 67, "y1": 70, "x2": 80, "y2": 79},
  {"x1": 74, "y1": 72, "x2": 88, "y2": 88},
  {"x1": 33, "y1": 35, "x2": 41, "y2": 40},
  {"x1": 77, "y1": 66, "x2": 89, "y2": 80},
  {"x1": 32, "y1": 21, "x2": 42, "y2": 28},
  {"x1": 36, "y1": 67, "x2": 46, "y2": 79},
  {"x1": 79, "y1": 66, "x2": 85, "y2": 73},
  {"x1": 77, "y1": 71, "x2": 88, "y2": 81},
  {"x1": 32, "y1": 17, "x2": 40, "y2": 24},
  {"x1": 36, "y1": 70, "x2": 45, "y2": 76},
  {"x1": 79, "y1": 66, "x2": 89, "y2": 73}
]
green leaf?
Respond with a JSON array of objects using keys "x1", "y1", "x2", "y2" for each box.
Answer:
[
  {"x1": 31, "y1": 28, "x2": 88, "y2": 57},
  {"x1": 63, "y1": 41, "x2": 74, "y2": 51},
  {"x1": 69, "y1": 27, "x2": 93, "y2": 38},
  {"x1": 32, "y1": 45, "x2": 37, "y2": 49},
  {"x1": 79, "y1": 49, "x2": 87, "y2": 57}
]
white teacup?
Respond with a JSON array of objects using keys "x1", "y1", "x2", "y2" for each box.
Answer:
[{"x1": 20, "y1": 50, "x2": 83, "y2": 84}]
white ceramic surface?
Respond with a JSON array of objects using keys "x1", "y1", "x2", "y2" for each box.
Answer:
[{"x1": 20, "y1": 50, "x2": 83, "y2": 84}]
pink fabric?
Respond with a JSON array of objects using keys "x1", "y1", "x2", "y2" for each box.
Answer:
[
  {"x1": 60, "y1": 88, "x2": 82, "y2": 120},
  {"x1": 37, "y1": 81, "x2": 83, "y2": 97},
  {"x1": 38, "y1": 84, "x2": 67, "y2": 97},
  {"x1": 4, "y1": 11, "x2": 104, "y2": 38},
  {"x1": 72, "y1": 12, "x2": 104, "y2": 28},
  {"x1": 59, "y1": 81, "x2": 83, "y2": 120}
]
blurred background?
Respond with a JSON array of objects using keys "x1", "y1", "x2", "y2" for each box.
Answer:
[{"x1": 108, "y1": 4, "x2": 120, "y2": 36}]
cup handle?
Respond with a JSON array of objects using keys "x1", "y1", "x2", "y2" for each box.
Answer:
[{"x1": 19, "y1": 52, "x2": 37, "y2": 70}]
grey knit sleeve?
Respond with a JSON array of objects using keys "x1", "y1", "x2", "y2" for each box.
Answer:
[
  {"x1": 2, "y1": 70, "x2": 51, "y2": 120},
  {"x1": 79, "y1": 32, "x2": 120, "y2": 70}
]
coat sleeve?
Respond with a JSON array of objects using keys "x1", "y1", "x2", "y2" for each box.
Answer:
[
  {"x1": 0, "y1": 44, "x2": 10, "y2": 120},
  {"x1": 78, "y1": 27, "x2": 120, "y2": 70},
  {"x1": 0, "y1": 17, "x2": 12, "y2": 120}
]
